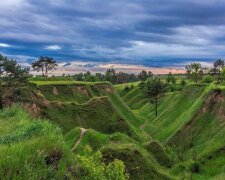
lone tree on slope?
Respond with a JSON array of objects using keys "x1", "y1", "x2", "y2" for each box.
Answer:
[
  {"x1": 145, "y1": 78, "x2": 167, "y2": 117},
  {"x1": 32, "y1": 56, "x2": 57, "y2": 76},
  {"x1": 0, "y1": 54, "x2": 30, "y2": 109},
  {"x1": 213, "y1": 59, "x2": 224, "y2": 83}
]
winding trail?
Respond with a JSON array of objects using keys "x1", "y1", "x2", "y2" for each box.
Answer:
[
  {"x1": 140, "y1": 118, "x2": 148, "y2": 130},
  {"x1": 71, "y1": 128, "x2": 88, "y2": 152}
]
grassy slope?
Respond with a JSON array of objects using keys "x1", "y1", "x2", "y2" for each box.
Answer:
[
  {"x1": 25, "y1": 79, "x2": 173, "y2": 179},
  {"x1": 168, "y1": 89, "x2": 225, "y2": 179},
  {"x1": 43, "y1": 97, "x2": 140, "y2": 140},
  {"x1": 16, "y1": 78, "x2": 225, "y2": 179},
  {"x1": 17, "y1": 82, "x2": 148, "y2": 141},
  {"x1": 116, "y1": 83, "x2": 225, "y2": 179},
  {"x1": 0, "y1": 106, "x2": 74, "y2": 179},
  {"x1": 116, "y1": 84, "x2": 208, "y2": 142},
  {"x1": 65, "y1": 128, "x2": 173, "y2": 179},
  {"x1": 1, "y1": 103, "x2": 168, "y2": 179}
]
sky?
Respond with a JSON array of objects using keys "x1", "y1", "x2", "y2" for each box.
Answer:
[{"x1": 0, "y1": 0, "x2": 225, "y2": 74}]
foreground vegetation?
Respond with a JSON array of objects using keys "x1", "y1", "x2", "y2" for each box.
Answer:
[
  {"x1": 0, "y1": 106, "x2": 129, "y2": 179},
  {"x1": 1, "y1": 54, "x2": 225, "y2": 179},
  {"x1": 7, "y1": 76, "x2": 224, "y2": 179}
]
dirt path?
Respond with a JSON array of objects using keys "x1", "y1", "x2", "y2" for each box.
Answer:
[
  {"x1": 140, "y1": 118, "x2": 148, "y2": 130},
  {"x1": 71, "y1": 128, "x2": 88, "y2": 152}
]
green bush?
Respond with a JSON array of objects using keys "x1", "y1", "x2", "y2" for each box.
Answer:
[
  {"x1": 138, "y1": 81, "x2": 146, "y2": 90},
  {"x1": 189, "y1": 161, "x2": 200, "y2": 173},
  {"x1": 180, "y1": 79, "x2": 186, "y2": 86},
  {"x1": 201, "y1": 75, "x2": 214, "y2": 83},
  {"x1": 167, "y1": 84, "x2": 183, "y2": 92},
  {"x1": 124, "y1": 85, "x2": 130, "y2": 91},
  {"x1": 76, "y1": 145, "x2": 128, "y2": 180}
]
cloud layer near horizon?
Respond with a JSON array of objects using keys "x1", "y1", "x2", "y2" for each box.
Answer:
[{"x1": 0, "y1": 0, "x2": 225, "y2": 69}]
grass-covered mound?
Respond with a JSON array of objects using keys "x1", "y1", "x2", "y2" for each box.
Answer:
[
  {"x1": 65, "y1": 128, "x2": 136, "y2": 153},
  {"x1": 64, "y1": 128, "x2": 173, "y2": 179},
  {"x1": 0, "y1": 105, "x2": 74, "y2": 179},
  {"x1": 0, "y1": 106, "x2": 130, "y2": 179},
  {"x1": 10, "y1": 78, "x2": 225, "y2": 179},
  {"x1": 13, "y1": 82, "x2": 146, "y2": 141},
  {"x1": 33, "y1": 82, "x2": 112, "y2": 103},
  {"x1": 45, "y1": 97, "x2": 137, "y2": 137},
  {"x1": 101, "y1": 144, "x2": 172, "y2": 180}
]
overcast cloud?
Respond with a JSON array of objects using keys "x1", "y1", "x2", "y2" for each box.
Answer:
[{"x1": 0, "y1": 0, "x2": 225, "y2": 69}]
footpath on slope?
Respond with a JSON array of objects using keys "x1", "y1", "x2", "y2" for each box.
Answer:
[
  {"x1": 71, "y1": 128, "x2": 88, "y2": 151},
  {"x1": 140, "y1": 118, "x2": 148, "y2": 130}
]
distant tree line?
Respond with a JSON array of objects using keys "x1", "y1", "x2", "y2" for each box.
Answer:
[
  {"x1": 30, "y1": 56, "x2": 225, "y2": 85},
  {"x1": 72, "y1": 69, "x2": 153, "y2": 84},
  {"x1": 30, "y1": 56, "x2": 155, "y2": 84}
]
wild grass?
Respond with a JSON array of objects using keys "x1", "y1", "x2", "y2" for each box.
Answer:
[
  {"x1": 0, "y1": 105, "x2": 75, "y2": 179},
  {"x1": 65, "y1": 128, "x2": 173, "y2": 179},
  {"x1": 6, "y1": 78, "x2": 225, "y2": 179},
  {"x1": 116, "y1": 82, "x2": 225, "y2": 179}
]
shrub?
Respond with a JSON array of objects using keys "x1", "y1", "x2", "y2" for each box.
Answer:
[
  {"x1": 124, "y1": 85, "x2": 129, "y2": 91},
  {"x1": 138, "y1": 81, "x2": 146, "y2": 90},
  {"x1": 201, "y1": 75, "x2": 214, "y2": 83},
  {"x1": 180, "y1": 79, "x2": 186, "y2": 86},
  {"x1": 189, "y1": 161, "x2": 200, "y2": 173},
  {"x1": 76, "y1": 145, "x2": 128, "y2": 180},
  {"x1": 167, "y1": 84, "x2": 183, "y2": 92}
]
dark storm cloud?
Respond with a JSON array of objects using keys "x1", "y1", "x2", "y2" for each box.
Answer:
[{"x1": 0, "y1": 0, "x2": 225, "y2": 67}]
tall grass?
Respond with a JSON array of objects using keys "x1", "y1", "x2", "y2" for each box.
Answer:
[{"x1": 0, "y1": 105, "x2": 74, "y2": 179}]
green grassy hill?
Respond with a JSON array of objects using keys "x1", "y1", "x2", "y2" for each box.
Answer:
[
  {"x1": 0, "y1": 105, "x2": 75, "y2": 179},
  {"x1": 65, "y1": 128, "x2": 173, "y2": 179},
  {"x1": 1, "y1": 105, "x2": 158, "y2": 179},
  {"x1": 169, "y1": 89, "x2": 225, "y2": 179},
  {"x1": 116, "y1": 83, "x2": 225, "y2": 179},
  {"x1": 15, "y1": 82, "x2": 146, "y2": 141},
  {"x1": 116, "y1": 84, "x2": 210, "y2": 140},
  {"x1": 2, "y1": 78, "x2": 225, "y2": 179}
]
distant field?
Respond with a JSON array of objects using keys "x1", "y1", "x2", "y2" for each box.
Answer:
[
  {"x1": 31, "y1": 80, "x2": 110, "y2": 86},
  {"x1": 114, "y1": 82, "x2": 140, "y2": 90},
  {"x1": 30, "y1": 76, "x2": 74, "y2": 81},
  {"x1": 29, "y1": 77, "x2": 110, "y2": 86}
]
